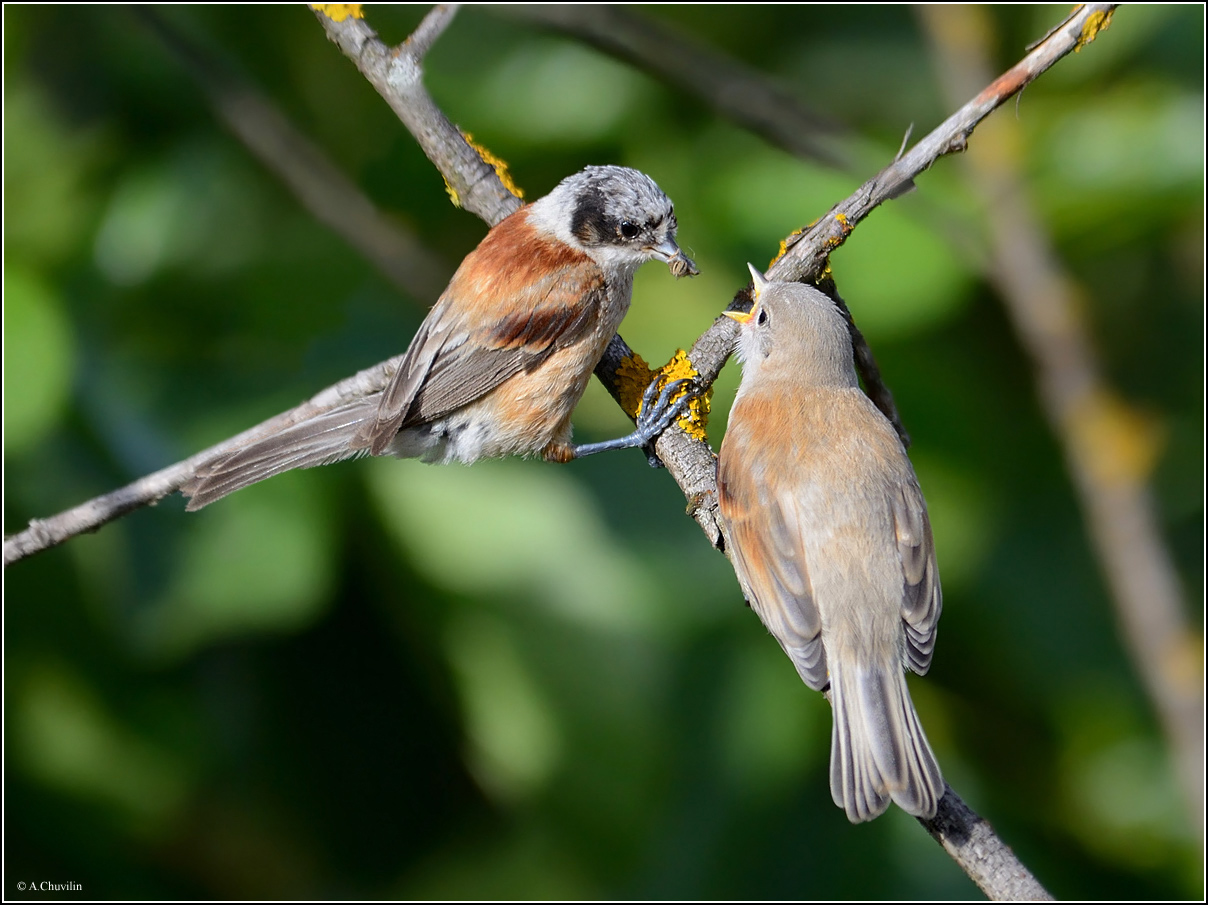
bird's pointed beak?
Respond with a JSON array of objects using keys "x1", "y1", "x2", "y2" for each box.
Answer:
[
  {"x1": 723, "y1": 263, "x2": 768, "y2": 325},
  {"x1": 647, "y1": 237, "x2": 699, "y2": 278},
  {"x1": 722, "y1": 308, "x2": 756, "y2": 325},
  {"x1": 746, "y1": 263, "x2": 769, "y2": 300}
]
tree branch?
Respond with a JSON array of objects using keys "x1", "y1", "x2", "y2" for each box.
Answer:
[
  {"x1": 646, "y1": 3, "x2": 1121, "y2": 551},
  {"x1": 3, "y1": 356, "x2": 404, "y2": 565},
  {"x1": 315, "y1": 4, "x2": 521, "y2": 227},
  {"x1": 921, "y1": 785, "x2": 1054, "y2": 901}
]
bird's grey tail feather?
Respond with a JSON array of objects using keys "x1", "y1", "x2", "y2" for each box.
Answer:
[
  {"x1": 181, "y1": 399, "x2": 378, "y2": 510},
  {"x1": 829, "y1": 659, "x2": 943, "y2": 822}
]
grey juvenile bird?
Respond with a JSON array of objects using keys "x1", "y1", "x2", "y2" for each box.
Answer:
[{"x1": 718, "y1": 266, "x2": 944, "y2": 822}]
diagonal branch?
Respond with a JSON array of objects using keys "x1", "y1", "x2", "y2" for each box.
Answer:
[
  {"x1": 644, "y1": 3, "x2": 1121, "y2": 552},
  {"x1": 316, "y1": 4, "x2": 521, "y2": 227},
  {"x1": 3, "y1": 356, "x2": 404, "y2": 565},
  {"x1": 497, "y1": 4, "x2": 847, "y2": 167},
  {"x1": 922, "y1": 784, "x2": 1053, "y2": 900}
]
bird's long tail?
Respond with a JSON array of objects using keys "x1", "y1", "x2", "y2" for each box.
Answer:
[
  {"x1": 828, "y1": 658, "x2": 944, "y2": 822},
  {"x1": 181, "y1": 397, "x2": 378, "y2": 510}
]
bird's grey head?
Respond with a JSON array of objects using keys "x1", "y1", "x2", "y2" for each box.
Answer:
[
  {"x1": 532, "y1": 165, "x2": 698, "y2": 277},
  {"x1": 727, "y1": 265, "x2": 858, "y2": 389}
]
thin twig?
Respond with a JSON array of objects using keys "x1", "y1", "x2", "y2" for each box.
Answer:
[
  {"x1": 405, "y1": 2, "x2": 459, "y2": 61},
  {"x1": 314, "y1": 5, "x2": 521, "y2": 226},
  {"x1": 654, "y1": 3, "x2": 1121, "y2": 548},
  {"x1": 3, "y1": 356, "x2": 404, "y2": 565}
]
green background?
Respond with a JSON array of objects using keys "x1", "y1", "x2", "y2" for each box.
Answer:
[{"x1": 5, "y1": 5, "x2": 1203, "y2": 900}]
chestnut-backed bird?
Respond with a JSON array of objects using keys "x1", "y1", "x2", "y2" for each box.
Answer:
[
  {"x1": 717, "y1": 266, "x2": 944, "y2": 822},
  {"x1": 183, "y1": 166, "x2": 697, "y2": 510}
]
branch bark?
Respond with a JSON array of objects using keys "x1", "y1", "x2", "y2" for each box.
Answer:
[
  {"x1": 922, "y1": 785, "x2": 1053, "y2": 901},
  {"x1": 316, "y1": 4, "x2": 521, "y2": 227},
  {"x1": 644, "y1": 3, "x2": 1121, "y2": 556}
]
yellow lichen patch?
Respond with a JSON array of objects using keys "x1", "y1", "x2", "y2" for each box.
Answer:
[
  {"x1": 1066, "y1": 389, "x2": 1165, "y2": 487},
  {"x1": 615, "y1": 350, "x2": 711, "y2": 442},
  {"x1": 444, "y1": 133, "x2": 525, "y2": 208},
  {"x1": 464, "y1": 133, "x2": 525, "y2": 201},
  {"x1": 1163, "y1": 631, "x2": 1204, "y2": 695},
  {"x1": 615, "y1": 352, "x2": 654, "y2": 419},
  {"x1": 835, "y1": 211, "x2": 852, "y2": 234},
  {"x1": 769, "y1": 227, "x2": 807, "y2": 269},
  {"x1": 653, "y1": 350, "x2": 711, "y2": 441},
  {"x1": 310, "y1": 4, "x2": 364, "y2": 23},
  {"x1": 1076, "y1": 8, "x2": 1114, "y2": 52}
]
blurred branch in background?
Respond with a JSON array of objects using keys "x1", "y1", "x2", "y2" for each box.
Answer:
[
  {"x1": 917, "y1": 4, "x2": 1202, "y2": 840},
  {"x1": 497, "y1": 4, "x2": 848, "y2": 168},
  {"x1": 133, "y1": 7, "x2": 450, "y2": 302}
]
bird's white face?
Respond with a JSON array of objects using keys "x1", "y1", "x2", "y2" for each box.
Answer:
[{"x1": 527, "y1": 165, "x2": 696, "y2": 278}]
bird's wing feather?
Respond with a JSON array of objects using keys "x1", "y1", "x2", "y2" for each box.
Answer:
[
  {"x1": 411, "y1": 280, "x2": 604, "y2": 423},
  {"x1": 355, "y1": 212, "x2": 606, "y2": 455},
  {"x1": 718, "y1": 406, "x2": 828, "y2": 690},
  {"x1": 827, "y1": 392, "x2": 943, "y2": 676},
  {"x1": 891, "y1": 480, "x2": 942, "y2": 674}
]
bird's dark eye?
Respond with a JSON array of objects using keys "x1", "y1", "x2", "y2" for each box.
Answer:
[
  {"x1": 757, "y1": 308, "x2": 770, "y2": 326},
  {"x1": 619, "y1": 220, "x2": 640, "y2": 240}
]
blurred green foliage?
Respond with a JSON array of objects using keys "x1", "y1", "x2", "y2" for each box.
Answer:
[{"x1": 4, "y1": 5, "x2": 1203, "y2": 900}]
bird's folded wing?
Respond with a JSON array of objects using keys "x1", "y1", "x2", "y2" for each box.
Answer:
[
  {"x1": 718, "y1": 439, "x2": 828, "y2": 691},
  {"x1": 357, "y1": 256, "x2": 606, "y2": 456},
  {"x1": 891, "y1": 481, "x2": 942, "y2": 674}
]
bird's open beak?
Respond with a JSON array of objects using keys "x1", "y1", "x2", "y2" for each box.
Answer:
[
  {"x1": 646, "y1": 238, "x2": 699, "y2": 278},
  {"x1": 722, "y1": 263, "x2": 768, "y2": 325},
  {"x1": 746, "y1": 263, "x2": 769, "y2": 299}
]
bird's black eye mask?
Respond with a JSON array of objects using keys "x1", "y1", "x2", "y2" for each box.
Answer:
[
  {"x1": 570, "y1": 190, "x2": 612, "y2": 247},
  {"x1": 571, "y1": 187, "x2": 670, "y2": 248}
]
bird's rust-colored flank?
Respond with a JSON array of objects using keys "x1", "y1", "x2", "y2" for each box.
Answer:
[
  {"x1": 478, "y1": 212, "x2": 590, "y2": 283},
  {"x1": 451, "y1": 210, "x2": 606, "y2": 353}
]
